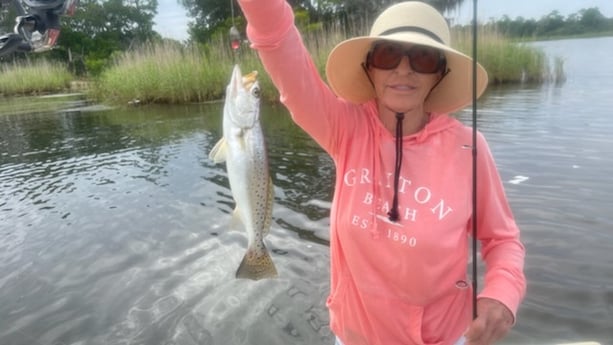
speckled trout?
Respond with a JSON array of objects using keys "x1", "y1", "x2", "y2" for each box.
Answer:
[{"x1": 209, "y1": 64, "x2": 277, "y2": 280}]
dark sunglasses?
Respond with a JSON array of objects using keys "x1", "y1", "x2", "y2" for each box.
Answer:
[{"x1": 366, "y1": 41, "x2": 446, "y2": 74}]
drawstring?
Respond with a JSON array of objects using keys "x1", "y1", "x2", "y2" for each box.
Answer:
[{"x1": 388, "y1": 112, "x2": 404, "y2": 222}]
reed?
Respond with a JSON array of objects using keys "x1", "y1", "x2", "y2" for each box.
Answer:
[
  {"x1": 92, "y1": 40, "x2": 234, "y2": 104},
  {"x1": 452, "y1": 27, "x2": 565, "y2": 83},
  {"x1": 0, "y1": 60, "x2": 72, "y2": 95},
  {"x1": 94, "y1": 24, "x2": 563, "y2": 105}
]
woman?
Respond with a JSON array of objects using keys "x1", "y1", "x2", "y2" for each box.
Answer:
[{"x1": 236, "y1": 1, "x2": 526, "y2": 344}]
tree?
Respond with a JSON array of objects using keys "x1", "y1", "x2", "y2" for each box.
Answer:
[
  {"x1": 425, "y1": 0, "x2": 465, "y2": 14},
  {"x1": 56, "y1": 0, "x2": 159, "y2": 74},
  {"x1": 63, "y1": 0, "x2": 158, "y2": 48},
  {"x1": 476, "y1": 7, "x2": 612, "y2": 39},
  {"x1": 179, "y1": 0, "x2": 235, "y2": 42},
  {"x1": 535, "y1": 10, "x2": 565, "y2": 36},
  {"x1": 578, "y1": 7, "x2": 607, "y2": 32},
  {"x1": 179, "y1": 0, "x2": 466, "y2": 43}
]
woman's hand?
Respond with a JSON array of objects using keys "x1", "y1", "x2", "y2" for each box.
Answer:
[{"x1": 464, "y1": 298, "x2": 514, "y2": 345}]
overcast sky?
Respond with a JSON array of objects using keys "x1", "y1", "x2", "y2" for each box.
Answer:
[{"x1": 153, "y1": 0, "x2": 613, "y2": 41}]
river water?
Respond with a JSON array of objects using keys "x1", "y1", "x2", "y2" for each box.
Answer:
[{"x1": 1, "y1": 37, "x2": 612, "y2": 345}]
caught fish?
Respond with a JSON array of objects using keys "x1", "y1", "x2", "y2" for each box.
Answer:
[{"x1": 209, "y1": 64, "x2": 277, "y2": 280}]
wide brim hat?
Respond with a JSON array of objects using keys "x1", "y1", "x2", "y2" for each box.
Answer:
[{"x1": 325, "y1": 1, "x2": 488, "y2": 114}]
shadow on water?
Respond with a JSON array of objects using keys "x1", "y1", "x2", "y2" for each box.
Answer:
[{"x1": 1, "y1": 36, "x2": 613, "y2": 345}]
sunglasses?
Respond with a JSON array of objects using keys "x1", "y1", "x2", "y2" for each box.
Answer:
[{"x1": 366, "y1": 41, "x2": 446, "y2": 74}]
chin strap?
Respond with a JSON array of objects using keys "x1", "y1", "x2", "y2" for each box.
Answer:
[{"x1": 388, "y1": 112, "x2": 405, "y2": 222}]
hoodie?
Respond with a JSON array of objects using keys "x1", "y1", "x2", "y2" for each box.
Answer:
[{"x1": 237, "y1": 0, "x2": 526, "y2": 344}]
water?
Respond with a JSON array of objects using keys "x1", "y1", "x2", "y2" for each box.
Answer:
[
  {"x1": 1, "y1": 37, "x2": 612, "y2": 345},
  {"x1": 458, "y1": 37, "x2": 613, "y2": 343}
]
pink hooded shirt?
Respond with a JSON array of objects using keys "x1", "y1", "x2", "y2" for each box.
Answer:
[{"x1": 237, "y1": 1, "x2": 526, "y2": 344}]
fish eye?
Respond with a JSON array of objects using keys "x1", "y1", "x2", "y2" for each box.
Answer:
[{"x1": 252, "y1": 86, "x2": 261, "y2": 98}]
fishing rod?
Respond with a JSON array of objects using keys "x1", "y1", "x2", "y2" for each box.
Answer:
[{"x1": 471, "y1": 0, "x2": 479, "y2": 320}]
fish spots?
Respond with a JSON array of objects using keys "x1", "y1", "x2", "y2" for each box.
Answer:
[{"x1": 210, "y1": 64, "x2": 277, "y2": 280}]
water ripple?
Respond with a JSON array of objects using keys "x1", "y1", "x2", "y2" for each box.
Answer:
[{"x1": 1, "y1": 37, "x2": 613, "y2": 345}]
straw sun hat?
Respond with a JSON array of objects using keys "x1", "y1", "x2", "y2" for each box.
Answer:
[{"x1": 325, "y1": 1, "x2": 488, "y2": 114}]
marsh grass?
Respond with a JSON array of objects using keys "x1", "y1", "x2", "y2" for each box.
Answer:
[
  {"x1": 0, "y1": 60, "x2": 72, "y2": 95},
  {"x1": 93, "y1": 24, "x2": 345, "y2": 104},
  {"x1": 92, "y1": 40, "x2": 234, "y2": 104},
  {"x1": 94, "y1": 25, "x2": 564, "y2": 105},
  {"x1": 453, "y1": 27, "x2": 565, "y2": 84}
]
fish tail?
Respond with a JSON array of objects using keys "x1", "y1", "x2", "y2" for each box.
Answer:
[{"x1": 236, "y1": 242, "x2": 278, "y2": 280}]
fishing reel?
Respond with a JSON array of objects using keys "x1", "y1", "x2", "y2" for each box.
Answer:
[{"x1": 0, "y1": 0, "x2": 78, "y2": 56}]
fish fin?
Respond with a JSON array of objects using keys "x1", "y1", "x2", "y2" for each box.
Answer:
[
  {"x1": 235, "y1": 243, "x2": 278, "y2": 280},
  {"x1": 263, "y1": 177, "x2": 274, "y2": 235},
  {"x1": 209, "y1": 137, "x2": 227, "y2": 163},
  {"x1": 230, "y1": 207, "x2": 243, "y2": 231}
]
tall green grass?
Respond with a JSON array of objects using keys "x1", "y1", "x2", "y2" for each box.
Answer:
[
  {"x1": 0, "y1": 60, "x2": 72, "y2": 95},
  {"x1": 95, "y1": 26, "x2": 564, "y2": 105},
  {"x1": 0, "y1": 26, "x2": 565, "y2": 103},
  {"x1": 91, "y1": 41, "x2": 235, "y2": 104},
  {"x1": 453, "y1": 27, "x2": 566, "y2": 83}
]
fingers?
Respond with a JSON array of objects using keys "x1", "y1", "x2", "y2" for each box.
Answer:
[
  {"x1": 465, "y1": 316, "x2": 502, "y2": 345},
  {"x1": 464, "y1": 315, "x2": 487, "y2": 343},
  {"x1": 464, "y1": 299, "x2": 514, "y2": 345}
]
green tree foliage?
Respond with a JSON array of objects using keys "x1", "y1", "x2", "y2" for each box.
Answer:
[
  {"x1": 536, "y1": 11, "x2": 565, "y2": 36},
  {"x1": 577, "y1": 8, "x2": 608, "y2": 32},
  {"x1": 179, "y1": 0, "x2": 232, "y2": 42},
  {"x1": 55, "y1": 0, "x2": 160, "y2": 75},
  {"x1": 178, "y1": 0, "x2": 466, "y2": 43},
  {"x1": 484, "y1": 7, "x2": 613, "y2": 38},
  {"x1": 4, "y1": 0, "x2": 611, "y2": 77},
  {"x1": 177, "y1": 0, "x2": 612, "y2": 44}
]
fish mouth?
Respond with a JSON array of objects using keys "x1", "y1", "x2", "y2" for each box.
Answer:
[{"x1": 242, "y1": 71, "x2": 258, "y2": 89}]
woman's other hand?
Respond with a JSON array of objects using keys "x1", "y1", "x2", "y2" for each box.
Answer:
[{"x1": 464, "y1": 298, "x2": 514, "y2": 345}]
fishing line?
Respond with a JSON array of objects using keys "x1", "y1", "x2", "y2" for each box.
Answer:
[
  {"x1": 471, "y1": 0, "x2": 479, "y2": 320},
  {"x1": 228, "y1": 0, "x2": 240, "y2": 63},
  {"x1": 229, "y1": 0, "x2": 236, "y2": 27}
]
